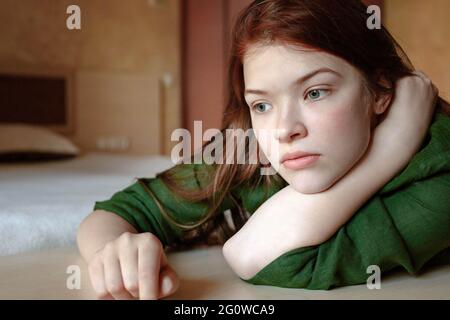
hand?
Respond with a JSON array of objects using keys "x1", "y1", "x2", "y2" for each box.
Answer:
[
  {"x1": 87, "y1": 232, "x2": 180, "y2": 300},
  {"x1": 373, "y1": 71, "x2": 439, "y2": 157}
]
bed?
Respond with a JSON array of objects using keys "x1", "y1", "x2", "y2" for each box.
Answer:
[
  {"x1": 0, "y1": 71, "x2": 448, "y2": 300},
  {"x1": 1, "y1": 130, "x2": 449, "y2": 300},
  {"x1": 0, "y1": 246, "x2": 449, "y2": 299},
  {"x1": 0, "y1": 68, "x2": 172, "y2": 256},
  {"x1": 0, "y1": 152, "x2": 174, "y2": 256}
]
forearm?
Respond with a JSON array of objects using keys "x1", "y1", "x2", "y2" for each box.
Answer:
[
  {"x1": 224, "y1": 135, "x2": 413, "y2": 279},
  {"x1": 223, "y1": 73, "x2": 438, "y2": 280},
  {"x1": 291, "y1": 134, "x2": 414, "y2": 241},
  {"x1": 77, "y1": 210, "x2": 138, "y2": 262}
]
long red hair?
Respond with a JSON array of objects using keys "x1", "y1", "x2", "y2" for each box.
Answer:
[{"x1": 157, "y1": 0, "x2": 449, "y2": 249}]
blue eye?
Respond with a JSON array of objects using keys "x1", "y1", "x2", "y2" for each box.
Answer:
[
  {"x1": 252, "y1": 102, "x2": 273, "y2": 113},
  {"x1": 306, "y1": 89, "x2": 329, "y2": 101}
]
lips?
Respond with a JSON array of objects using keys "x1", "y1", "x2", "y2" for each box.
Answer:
[
  {"x1": 280, "y1": 150, "x2": 321, "y2": 170},
  {"x1": 280, "y1": 150, "x2": 320, "y2": 164}
]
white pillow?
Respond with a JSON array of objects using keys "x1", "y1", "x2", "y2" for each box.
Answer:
[{"x1": 0, "y1": 124, "x2": 79, "y2": 162}]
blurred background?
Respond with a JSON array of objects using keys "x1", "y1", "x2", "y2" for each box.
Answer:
[
  {"x1": 1, "y1": 1, "x2": 449, "y2": 299},
  {"x1": 0, "y1": 0, "x2": 449, "y2": 284},
  {"x1": 0, "y1": 0, "x2": 448, "y2": 157}
]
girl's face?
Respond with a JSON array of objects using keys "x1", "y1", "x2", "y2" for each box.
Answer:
[{"x1": 243, "y1": 43, "x2": 378, "y2": 194}]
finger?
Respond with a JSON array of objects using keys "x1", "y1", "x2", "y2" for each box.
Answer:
[
  {"x1": 416, "y1": 71, "x2": 433, "y2": 86},
  {"x1": 158, "y1": 251, "x2": 179, "y2": 297},
  {"x1": 412, "y1": 71, "x2": 432, "y2": 85},
  {"x1": 138, "y1": 243, "x2": 161, "y2": 300},
  {"x1": 158, "y1": 265, "x2": 180, "y2": 299},
  {"x1": 104, "y1": 251, "x2": 135, "y2": 300},
  {"x1": 160, "y1": 250, "x2": 169, "y2": 269},
  {"x1": 412, "y1": 70, "x2": 426, "y2": 79},
  {"x1": 88, "y1": 259, "x2": 113, "y2": 300},
  {"x1": 119, "y1": 247, "x2": 140, "y2": 298}
]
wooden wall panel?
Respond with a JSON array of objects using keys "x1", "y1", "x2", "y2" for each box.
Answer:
[{"x1": 385, "y1": 0, "x2": 450, "y2": 100}]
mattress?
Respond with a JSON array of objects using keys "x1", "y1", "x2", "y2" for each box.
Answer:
[{"x1": 0, "y1": 152, "x2": 174, "y2": 256}]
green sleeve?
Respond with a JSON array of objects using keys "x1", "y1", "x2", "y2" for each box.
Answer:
[
  {"x1": 244, "y1": 171, "x2": 450, "y2": 290},
  {"x1": 93, "y1": 162, "x2": 237, "y2": 248},
  {"x1": 244, "y1": 112, "x2": 450, "y2": 290},
  {"x1": 93, "y1": 149, "x2": 288, "y2": 249}
]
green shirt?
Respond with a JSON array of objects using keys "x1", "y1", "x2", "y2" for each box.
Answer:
[{"x1": 93, "y1": 112, "x2": 450, "y2": 290}]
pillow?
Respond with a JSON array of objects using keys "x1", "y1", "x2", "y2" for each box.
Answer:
[{"x1": 0, "y1": 124, "x2": 80, "y2": 162}]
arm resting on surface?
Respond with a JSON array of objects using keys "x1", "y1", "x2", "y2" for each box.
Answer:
[
  {"x1": 241, "y1": 171, "x2": 450, "y2": 289},
  {"x1": 223, "y1": 135, "x2": 416, "y2": 280},
  {"x1": 77, "y1": 210, "x2": 138, "y2": 262}
]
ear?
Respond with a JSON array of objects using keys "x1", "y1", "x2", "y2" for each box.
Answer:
[
  {"x1": 373, "y1": 92, "x2": 392, "y2": 115},
  {"x1": 372, "y1": 76, "x2": 393, "y2": 115},
  {"x1": 369, "y1": 75, "x2": 393, "y2": 130},
  {"x1": 370, "y1": 92, "x2": 392, "y2": 130}
]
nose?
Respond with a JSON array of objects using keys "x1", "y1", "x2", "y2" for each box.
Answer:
[{"x1": 275, "y1": 104, "x2": 307, "y2": 143}]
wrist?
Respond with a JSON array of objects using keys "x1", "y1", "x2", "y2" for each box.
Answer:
[
  {"x1": 337, "y1": 134, "x2": 413, "y2": 200},
  {"x1": 370, "y1": 130, "x2": 417, "y2": 172}
]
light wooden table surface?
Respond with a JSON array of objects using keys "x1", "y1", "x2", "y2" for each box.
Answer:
[{"x1": 0, "y1": 246, "x2": 449, "y2": 300}]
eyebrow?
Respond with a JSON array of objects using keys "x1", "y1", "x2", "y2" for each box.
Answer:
[{"x1": 244, "y1": 67, "x2": 341, "y2": 96}]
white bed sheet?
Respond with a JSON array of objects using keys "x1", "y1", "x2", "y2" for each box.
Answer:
[{"x1": 0, "y1": 152, "x2": 174, "y2": 256}]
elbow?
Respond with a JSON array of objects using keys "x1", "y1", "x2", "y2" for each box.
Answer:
[
  {"x1": 222, "y1": 238, "x2": 258, "y2": 280},
  {"x1": 76, "y1": 210, "x2": 97, "y2": 243},
  {"x1": 76, "y1": 211, "x2": 97, "y2": 259},
  {"x1": 76, "y1": 212, "x2": 90, "y2": 245}
]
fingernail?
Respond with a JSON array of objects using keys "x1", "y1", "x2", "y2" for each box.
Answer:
[{"x1": 161, "y1": 275, "x2": 173, "y2": 294}]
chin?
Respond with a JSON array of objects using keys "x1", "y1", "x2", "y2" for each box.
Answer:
[
  {"x1": 287, "y1": 173, "x2": 338, "y2": 194},
  {"x1": 290, "y1": 182, "x2": 330, "y2": 194}
]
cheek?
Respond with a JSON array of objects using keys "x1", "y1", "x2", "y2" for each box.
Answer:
[
  {"x1": 317, "y1": 107, "x2": 358, "y2": 137},
  {"x1": 317, "y1": 103, "x2": 370, "y2": 158},
  {"x1": 252, "y1": 117, "x2": 273, "y2": 152},
  {"x1": 253, "y1": 124, "x2": 282, "y2": 168},
  {"x1": 319, "y1": 82, "x2": 371, "y2": 136},
  {"x1": 254, "y1": 129, "x2": 277, "y2": 157}
]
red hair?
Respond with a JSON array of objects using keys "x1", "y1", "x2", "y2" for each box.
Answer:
[{"x1": 158, "y1": 0, "x2": 448, "y2": 249}]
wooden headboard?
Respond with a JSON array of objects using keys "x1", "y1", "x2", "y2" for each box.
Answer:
[{"x1": 0, "y1": 68, "x2": 74, "y2": 133}]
